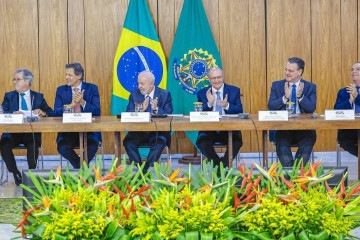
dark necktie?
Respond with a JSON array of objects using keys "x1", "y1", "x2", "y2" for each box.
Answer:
[
  {"x1": 20, "y1": 93, "x2": 28, "y2": 110},
  {"x1": 291, "y1": 84, "x2": 296, "y2": 114},
  {"x1": 73, "y1": 88, "x2": 81, "y2": 113},
  {"x1": 355, "y1": 86, "x2": 360, "y2": 113},
  {"x1": 215, "y1": 91, "x2": 222, "y2": 115}
]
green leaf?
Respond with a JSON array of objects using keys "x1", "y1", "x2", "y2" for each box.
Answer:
[
  {"x1": 200, "y1": 232, "x2": 213, "y2": 240},
  {"x1": 54, "y1": 233, "x2": 67, "y2": 240},
  {"x1": 298, "y1": 230, "x2": 310, "y2": 240},
  {"x1": 185, "y1": 231, "x2": 199, "y2": 240},
  {"x1": 280, "y1": 232, "x2": 296, "y2": 240},
  {"x1": 309, "y1": 230, "x2": 328, "y2": 240},
  {"x1": 104, "y1": 220, "x2": 117, "y2": 238}
]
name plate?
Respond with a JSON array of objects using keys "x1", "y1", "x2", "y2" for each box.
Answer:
[
  {"x1": 121, "y1": 112, "x2": 150, "y2": 122},
  {"x1": 258, "y1": 111, "x2": 288, "y2": 121},
  {"x1": 190, "y1": 111, "x2": 219, "y2": 122},
  {"x1": 0, "y1": 114, "x2": 24, "y2": 124},
  {"x1": 63, "y1": 113, "x2": 92, "y2": 123},
  {"x1": 325, "y1": 110, "x2": 354, "y2": 120}
]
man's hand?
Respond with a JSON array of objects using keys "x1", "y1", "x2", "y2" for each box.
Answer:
[
  {"x1": 297, "y1": 82, "x2": 304, "y2": 98},
  {"x1": 73, "y1": 90, "x2": 85, "y2": 106},
  {"x1": 33, "y1": 109, "x2": 46, "y2": 117},
  {"x1": 206, "y1": 88, "x2": 215, "y2": 106},
  {"x1": 216, "y1": 94, "x2": 229, "y2": 108},
  {"x1": 284, "y1": 82, "x2": 291, "y2": 99},
  {"x1": 151, "y1": 97, "x2": 158, "y2": 112},
  {"x1": 142, "y1": 97, "x2": 150, "y2": 112},
  {"x1": 347, "y1": 83, "x2": 358, "y2": 103}
]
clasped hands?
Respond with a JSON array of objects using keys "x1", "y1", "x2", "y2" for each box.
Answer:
[
  {"x1": 71, "y1": 89, "x2": 85, "y2": 107},
  {"x1": 346, "y1": 83, "x2": 358, "y2": 103},
  {"x1": 142, "y1": 97, "x2": 158, "y2": 112},
  {"x1": 206, "y1": 88, "x2": 229, "y2": 108},
  {"x1": 284, "y1": 82, "x2": 304, "y2": 99}
]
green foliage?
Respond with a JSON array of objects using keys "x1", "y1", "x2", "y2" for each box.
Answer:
[{"x1": 18, "y1": 159, "x2": 360, "y2": 240}]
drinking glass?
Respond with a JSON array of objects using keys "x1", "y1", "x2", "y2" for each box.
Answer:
[
  {"x1": 0, "y1": 105, "x2": 3, "y2": 114},
  {"x1": 194, "y1": 102, "x2": 203, "y2": 112},
  {"x1": 286, "y1": 103, "x2": 294, "y2": 117},
  {"x1": 63, "y1": 105, "x2": 74, "y2": 114},
  {"x1": 135, "y1": 102, "x2": 143, "y2": 112}
]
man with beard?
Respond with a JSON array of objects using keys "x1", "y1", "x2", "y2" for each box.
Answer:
[{"x1": 123, "y1": 70, "x2": 173, "y2": 172}]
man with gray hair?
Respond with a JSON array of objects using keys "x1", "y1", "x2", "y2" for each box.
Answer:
[
  {"x1": 123, "y1": 70, "x2": 173, "y2": 173},
  {"x1": 0, "y1": 68, "x2": 53, "y2": 185}
]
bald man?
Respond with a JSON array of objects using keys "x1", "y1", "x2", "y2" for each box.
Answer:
[{"x1": 123, "y1": 70, "x2": 173, "y2": 172}]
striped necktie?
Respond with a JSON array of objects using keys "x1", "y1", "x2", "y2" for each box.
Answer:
[{"x1": 215, "y1": 91, "x2": 222, "y2": 115}]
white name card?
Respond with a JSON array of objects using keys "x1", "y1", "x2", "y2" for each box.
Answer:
[
  {"x1": 0, "y1": 114, "x2": 24, "y2": 124},
  {"x1": 258, "y1": 111, "x2": 288, "y2": 121},
  {"x1": 121, "y1": 112, "x2": 150, "y2": 122},
  {"x1": 325, "y1": 110, "x2": 354, "y2": 120},
  {"x1": 190, "y1": 111, "x2": 219, "y2": 122},
  {"x1": 63, "y1": 113, "x2": 92, "y2": 123}
]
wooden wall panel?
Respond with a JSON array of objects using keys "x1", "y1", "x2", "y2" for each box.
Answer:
[
  {"x1": 249, "y1": 0, "x2": 266, "y2": 152},
  {"x1": 0, "y1": 0, "x2": 359, "y2": 156},
  {"x1": 84, "y1": 0, "x2": 128, "y2": 156},
  {"x1": 38, "y1": 0, "x2": 68, "y2": 154},
  {"x1": 68, "y1": 0, "x2": 85, "y2": 64},
  {"x1": 0, "y1": 0, "x2": 38, "y2": 95},
  {"x1": 267, "y1": 0, "x2": 311, "y2": 84},
  {"x1": 219, "y1": 0, "x2": 251, "y2": 152},
  {"x1": 311, "y1": 0, "x2": 342, "y2": 150}
]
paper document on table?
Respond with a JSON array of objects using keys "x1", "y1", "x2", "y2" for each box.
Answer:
[{"x1": 222, "y1": 114, "x2": 238, "y2": 118}]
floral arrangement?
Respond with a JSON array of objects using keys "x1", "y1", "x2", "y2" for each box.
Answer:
[{"x1": 17, "y1": 158, "x2": 360, "y2": 239}]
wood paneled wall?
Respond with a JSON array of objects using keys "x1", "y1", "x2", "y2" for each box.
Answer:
[{"x1": 0, "y1": 0, "x2": 358, "y2": 155}]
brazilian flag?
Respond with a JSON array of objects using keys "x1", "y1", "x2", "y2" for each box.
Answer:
[
  {"x1": 167, "y1": 0, "x2": 222, "y2": 144},
  {"x1": 111, "y1": 0, "x2": 167, "y2": 115}
]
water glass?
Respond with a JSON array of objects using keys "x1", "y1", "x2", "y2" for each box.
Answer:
[
  {"x1": 63, "y1": 105, "x2": 74, "y2": 114},
  {"x1": 135, "y1": 102, "x2": 143, "y2": 112},
  {"x1": 286, "y1": 103, "x2": 294, "y2": 117},
  {"x1": 194, "y1": 102, "x2": 203, "y2": 112},
  {"x1": 0, "y1": 105, "x2": 3, "y2": 114}
]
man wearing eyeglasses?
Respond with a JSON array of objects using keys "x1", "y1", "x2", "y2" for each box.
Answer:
[
  {"x1": 0, "y1": 68, "x2": 53, "y2": 185},
  {"x1": 196, "y1": 66, "x2": 243, "y2": 169}
]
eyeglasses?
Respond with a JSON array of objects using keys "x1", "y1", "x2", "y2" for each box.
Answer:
[
  {"x1": 209, "y1": 76, "x2": 223, "y2": 81},
  {"x1": 12, "y1": 78, "x2": 25, "y2": 82}
]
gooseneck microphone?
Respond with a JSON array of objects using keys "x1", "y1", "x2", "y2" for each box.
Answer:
[{"x1": 27, "y1": 95, "x2": 38, "y2": 122}]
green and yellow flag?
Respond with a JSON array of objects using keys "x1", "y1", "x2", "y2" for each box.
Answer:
[
  {"x1": 167, "y1": 0, "x2": 222, "y2": 144},
  {"x1": 111, "y1": 0, "x2": 167, "y2": 115}
]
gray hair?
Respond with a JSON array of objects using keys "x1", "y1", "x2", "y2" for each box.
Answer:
[
  {"x1": 207, "y1": 66, "x2": 223, "y2": 77},
  {"x1": 138, "y1": 70, "x2": 155, "y2": 83},
  {"x1": 14, "y1": 68, "x2": 33, "y2": 86}
]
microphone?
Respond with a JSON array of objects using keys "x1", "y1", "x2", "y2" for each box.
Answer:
[
  {"x1": 312, "y1": 113, "x2": 318, "y2": 118},
  {"x1": 238, "y1": 113, "x2": 249, "y2": 119},
  {"x1": 27, "y1": 95, "x2": 38, "y2": 122}
]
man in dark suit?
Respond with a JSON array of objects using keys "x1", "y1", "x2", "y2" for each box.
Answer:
[
  {"x1": 123, "y1": 70, "x2": 173, "y2": 172},
  {"x1": 334, "y1": 61, "x2": 360, "y2": 157},
  {"x1": 0, "y1": 68, "x2": 53, "y2": 185},
  {"x1": 268, "y1": 57, "x2": 317, "y2": 167},
  {"x1": 196, "y1": 66, "x2": 243, "y2": 168},
  {"x1": 53, "y1": 62, "x2": 101, "y2": 169}
]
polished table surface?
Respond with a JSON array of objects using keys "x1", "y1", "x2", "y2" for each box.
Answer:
[{"x1": 3, "y1": 115, "x2": 360, "y2": 177}]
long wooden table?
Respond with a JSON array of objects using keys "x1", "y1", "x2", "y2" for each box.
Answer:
[
  {"x1": 1, "y1": 116, "x2": 171, "y2": 165},
  {"x1": 4, "y1": 115, "x2": 360, "y2": 178}
]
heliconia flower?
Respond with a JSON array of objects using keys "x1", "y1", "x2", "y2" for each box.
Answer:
[{"x1": 42, "y1": 195, "x2": 51, "y2": 209}]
